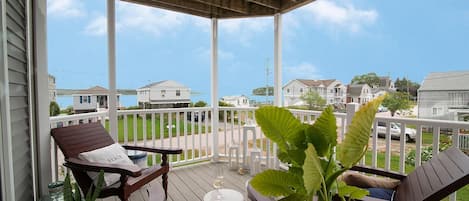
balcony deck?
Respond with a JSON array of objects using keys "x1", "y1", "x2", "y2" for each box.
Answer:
[{"x1": 98, "y1": 162, "x2": 252, "y2": 201}]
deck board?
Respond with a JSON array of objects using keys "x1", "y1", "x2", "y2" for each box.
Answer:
[{"x1": 98, "y1": 162, "x2": 252, "y2": 201}]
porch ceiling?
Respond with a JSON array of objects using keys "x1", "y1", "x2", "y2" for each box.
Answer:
[{"x1": 121, "y1": 0, "x2": 315, "y2": 19}]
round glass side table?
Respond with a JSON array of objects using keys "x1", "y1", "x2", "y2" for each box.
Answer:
[{"x1": 203, "y1": 188, "x2": 243, "y2": 201}]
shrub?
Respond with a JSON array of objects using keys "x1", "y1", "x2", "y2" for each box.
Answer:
[{"x1": 50, "y1": 101, "x2": 60, "y2": 116}]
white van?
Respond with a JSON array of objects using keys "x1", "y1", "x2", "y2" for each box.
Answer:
[{"x1": 376, "y1": 122, "x2": 417, "y2": 142}]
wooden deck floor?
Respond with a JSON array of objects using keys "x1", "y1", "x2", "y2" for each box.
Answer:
[{"x1": 99, "y1": 162, "x2": 253, "y2": 201}]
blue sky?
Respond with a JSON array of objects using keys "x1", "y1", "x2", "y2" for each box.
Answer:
[{"x1": 48, "y1": 0, "x2": 469, "y2": 106}]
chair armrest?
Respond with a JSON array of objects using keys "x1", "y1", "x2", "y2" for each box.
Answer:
[
  {"x1": 122, "y1": 145, "x2": 182, "y2": 155},
  {"x1": 350, "y1": 165, "x2": 406, "y2": 180},
  {"x1": 65, "y1": 158, "x2": 142, "y2": 177}
]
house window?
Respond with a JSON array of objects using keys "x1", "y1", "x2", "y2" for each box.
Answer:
[
  {"x1": 161, "y1": 90, "x2": 166, "y2": 97},
  {"x1": 287, "y1": 89, "x2": 290, "y2": 93},
  {"x1": 176, "y1": 90, "x2": 181, "y2": 96},
  {"x1": 432, "y1": 107, "x2": 442, "y2": 115},
  {"x1": 83, "y1": 96, "x2": 88, "y2": 103},
  {"x1": 300, "y1": 88, "x2": 303, "y2": 93}
]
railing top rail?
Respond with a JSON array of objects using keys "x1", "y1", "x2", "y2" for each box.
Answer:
[
  {"x1": 375, "y1": 116, "x2": 469, "y2": 129},
  {"x1": 288, "y1": 109, "x2": 347, "y2": 118},
  {"x1": 50, "y1": 111, "x2": 108, "y2": 122},
  {"x1": 219, "y1": 106, "x2": 258, "y2": 111},
  {"x1": 117, "y1": 107, "x2": 212, "y2": 115}
]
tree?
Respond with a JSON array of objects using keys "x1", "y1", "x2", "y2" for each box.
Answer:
[
  {"x1": 49, "y1": 101, "x2": 60, "y2": 116},
  {"x1": 382, "y1": 92, "x2": 412, "y2": 116},
  {"x1": 252, "y1": 86, "x2": 274, "y2": 96},
  {"x1": 395, "y1": 77, "x2": 420, "y2": 99},
  {"x1": 351, "y1": 72, "x2": 381, "y2": 87},
  {"x1": 300, "y1": 91, "x2": 326, "y2": 110},
  {"x1": 193, "y1": 100, "x2": 207, "y2": 107}
]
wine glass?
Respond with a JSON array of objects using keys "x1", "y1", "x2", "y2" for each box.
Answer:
[{"x1": 212, "y1": 163, "x2": 225, "y2": 200}]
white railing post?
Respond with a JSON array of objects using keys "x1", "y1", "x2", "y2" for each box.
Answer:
[
  {"x1": 274, "y1": 14, "x2": 282, "y2": 107},
  {"x1": 211, "y1": 18, "x2": 219, "y2": 161},
  {"x1": 346, "y1": 103, "x2": 359, "y2": 129},
  {"x1": 107, "y1": 0, "x2": 118, "y2": 141}
]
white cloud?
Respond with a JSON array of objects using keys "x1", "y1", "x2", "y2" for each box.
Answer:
[
  {"x1": 117, "y1": 2, "x2": 187, "y2": 37},
  {"x1": 284, "y1": 63, "x2": 322, "y2": 80},
  {"x1": 83, "y1": 2, "x2": 190, "y2": 37},
  {"x1": 219, "y1": 18, "x2": 271, "y2": 46},
  {"x1": 301, "y1": 0, "x2": 378, "y2": 33},
  {"x1": 48, "y1": 0, "x2": 86, "y2": 18},
  {"x1": 84, "y1": 15, "x2": 107, "y2": 36}
]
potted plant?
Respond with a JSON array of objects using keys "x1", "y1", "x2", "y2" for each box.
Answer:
[
  {"x1": 251, "y1": 98, "x2": 383, "y2": 201},
  {"x1": 63, "y1": 170, "x2": 104, "y2": 201}
]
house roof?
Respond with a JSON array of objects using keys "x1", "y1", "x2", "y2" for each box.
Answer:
[
  {"x1": 348, "y1": 84, "x2": 369, "y2": 96},
  {"x1": 122, "y1": 0, "x2": 314, "y2": 19},
  {"x1": 139, "y1": 80, "x2": 188, "y2": 89},
  {"x1": 76, "y1": 86, "x2": 110, "y2": 95},
  {"x1": 296, "y1": 79, "x2": 337, "y2": 87},
  {"x1": 419, "y1": 71, "x2": 469, "y2": 91}
]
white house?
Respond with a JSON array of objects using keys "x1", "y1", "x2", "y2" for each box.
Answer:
[
  {"x1": 137, "y1": 80, "x2": 191, "y2": 109},
  {"x1": 72, "y1": 86, "x2": 121, "y2": 113},
  {"x1": 418, "y1": 71, "x2": 469, "y2": 121},
  {"x1": 48, "y1": 74, "x2": 56, "y2": 102},
  {"x1": 283, "y1": 79, "x2": 347, "y2": 107},
  {"x1": 220, "y1": 95, "x2": 250, "y2": 107},
  {"x1": 346, "y1": 84, "x2": 373, "y2": 105}
]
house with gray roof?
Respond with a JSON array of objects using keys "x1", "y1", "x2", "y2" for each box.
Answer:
[
  {"x1": 418, "y1": 71, "x2": 469, "y2": 121},
  {"x1": 137, "y1": 80, "x2": 191, "y2": 109},
  {"x1": 72, "y1": 86, "x2": 121, "y2": 113},
  {"x1": 346, "y1": 84, "x2": 373, "y2": 105},
  {"x1": 283, "y1": 79, "x2": 347, "y2": 107}
]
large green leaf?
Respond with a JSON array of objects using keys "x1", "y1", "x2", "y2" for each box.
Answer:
[
  {"x1": 337, "y1": 98, "x2": 383, "y2": 168},
  {"x1": 305, "y1": 125, "x2": 330, "y2": 157},
  {"x1": 251, "y1": 170, "x2": 303, "y2": 197},
  {"x1": 279, "y1": 193, "x2": 308, "y2": 201},
  {"x1": 303, "y1": 144, "x2": 324, "y2": 196},
  {"x1": 337, "y1": 181, "x2": 369, "y2": 200},
  {"x1": 313, "y1": 106, "x2": 338, "y2": 147},
  {"x1": 305, "y1": 106, "x2": 337, "y2": 157},
  {"x1": 256, "y1": 106, "x2": 303, "y2": 152}
]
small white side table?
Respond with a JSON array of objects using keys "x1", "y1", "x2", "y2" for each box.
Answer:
[{"x1": 203, "y1": 188, "x2": 243, "y2": 201}]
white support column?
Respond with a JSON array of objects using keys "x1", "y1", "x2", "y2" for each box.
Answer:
[
  {"x1": 274, "y1": 14, "x2": 282, "y2": 106},
  {"x1": 107, "y1": 0, "x2": 118, "y2": 140},
  {"x1": 32, "y1": 0, "x2": 51, "y2": 196},
  {"x1": 211, "y1": 18, "x2": 219, "y2": 161}
]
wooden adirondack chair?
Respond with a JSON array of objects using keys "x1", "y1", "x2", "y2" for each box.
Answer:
[
  {"x1": 51, "y1": 122, "x2": 182, "y2": 201},
  {"x1": 247, "y1": 146, "x2": 469, "y2": 201}
]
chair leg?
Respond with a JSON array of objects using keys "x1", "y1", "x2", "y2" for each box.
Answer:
[{"x1": 162, "y1": 172, "x2": 168, "y2": 200}]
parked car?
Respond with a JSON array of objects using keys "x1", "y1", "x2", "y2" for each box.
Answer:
[
  {"x1": 378, "y1": 106, "x2": 388, "y2": 112},
  {"x1": 373, "y1": 122, "x2": 416, "y2": 142}
]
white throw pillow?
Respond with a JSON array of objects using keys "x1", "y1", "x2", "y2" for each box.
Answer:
[{"x1": 78, "y1": 143, "x2": 139, "y2": 187}]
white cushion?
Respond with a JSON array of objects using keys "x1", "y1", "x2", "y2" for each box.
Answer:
[{"x1": 78, "y1": 143, "x2": 139, "y2": 187}]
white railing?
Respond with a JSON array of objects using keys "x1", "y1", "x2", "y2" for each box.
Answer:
[
  {"x1": 117, "y1": 107, "x2": 213, "y2": 166},
  {"x1": 49, "y1": 106, "x2": 469, "y2": 200}
]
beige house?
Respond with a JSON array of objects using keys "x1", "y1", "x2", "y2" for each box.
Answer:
[
  {"x1": 48, "y1": 74, "x2": 57, "y2": 102},
  {"x1": 220, "y1": 95, "x2": 250, "y2": 107},
  {"x1": 283, "y1": 79, "x2": 347, "y2": 107}
]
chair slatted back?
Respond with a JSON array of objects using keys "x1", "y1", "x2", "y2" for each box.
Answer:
[
  {"x1": 51, "y1": 122, "x2": 115, "y2": 158},
  {"x1": 394, "y1": 146, "x2": 469, "y2": 201}
]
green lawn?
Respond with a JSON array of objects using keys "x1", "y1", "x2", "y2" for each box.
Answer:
[{"x1": 104, "y1": 115, "x2": 210, "y2": 143}]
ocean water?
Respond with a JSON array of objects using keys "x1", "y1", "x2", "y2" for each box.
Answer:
[
  {"x1": 56, "y1": 95, "x2": 138, "y2": 109},
  {"x1": 56, "y1": 94, "x2": 210, "y2": 109}
]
